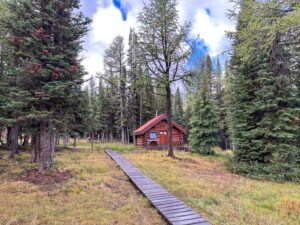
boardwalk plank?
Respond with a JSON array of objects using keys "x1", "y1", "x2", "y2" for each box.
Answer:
[
  {"x1": 168, "y1": 215, "x2": 203, "y2": 222},
  {"x1": 105, "y1": 149, "x2": 210, "y2": 225}
]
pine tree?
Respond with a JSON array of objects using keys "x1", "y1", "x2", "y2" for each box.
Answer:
[
  {"x1": 95, "y1": 78, "x2": 107, "y2": 141},
  {"x1": 189, "y1": 66, "x2": 219, "y2": 155},
  {"x1": 3, "y1": 0, "x2": 90, "y2": 171},
  {"x1": 103, "y1": 35, "x2": 128, "y2": 143},
  {"x1": 223, "y1": 60, "x2": 234, "y2": 149},
  {"x1": 228, "y1": 0, "x2": 300, "y2": 181},
  {"x1": 205, "y1": 54, "x2": 213, "y2": 98},
  {"x1": 214, "y1": 57, "x2": 230, "y2": 149},
  {"x1": 128, "y1": 28, "x2": 141, "y2": 131},
  {"x1": 173, "y1": 87, "x2": 185, "y2": 126}
]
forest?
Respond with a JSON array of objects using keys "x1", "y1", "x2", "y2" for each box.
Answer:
[
  {"x1": 1, "y1": 0, "x2": 298, "y2": 179},
  {"x1": 0, "y1": 0, "x2": 299, "y2": 224}
]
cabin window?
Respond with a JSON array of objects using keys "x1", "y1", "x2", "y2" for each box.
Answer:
[{"x1": 149, "y1": 132, "x2": 157, "y2": 139}]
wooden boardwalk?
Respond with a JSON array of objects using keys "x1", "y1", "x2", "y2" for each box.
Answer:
[{"x1": 105, "y1": 149, "x2": 210, "y2": 225}]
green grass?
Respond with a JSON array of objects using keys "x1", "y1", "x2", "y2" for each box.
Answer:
[{"x1": 63, "y1": 138, "x2": 138, "y2": 152}]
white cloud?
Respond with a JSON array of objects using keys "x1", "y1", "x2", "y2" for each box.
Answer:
[
  {"x1": 81, "y1": 0, "x2": 236, "y2": 77},
  {"x1": 82, "y1": 1, "x2": 138, "y2": 78},
  {"x1": 177, "y1": 0, "x2": 235, "y2": 56},
  {"x1": 193, "y1": 8, "x2": 235, "y2": 56}
]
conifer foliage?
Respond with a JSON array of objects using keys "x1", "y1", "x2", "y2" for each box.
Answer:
[
  {"x1": 2, "y1": 0, "x2": 90, "y2": 171},
  {"x1": 228, "y1": 0, "x2": 300, "y2": 181},
  {"x1": 189, "y1": 55, "x2": 219, "y2": 155}
]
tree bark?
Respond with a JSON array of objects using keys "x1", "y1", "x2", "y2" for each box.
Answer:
[
  {"x1": 22, "y1": 134, "x2": 29, "y2": 146},
  {"x1": 19, "y1": 129, "x2": 23, "y2": 146},
  {"x1": 73, "y1": 137, "x2": 77, "y2": 150},
  {"x1": 0, "y1": 128, "x2": 3, "y2": 146},
  {"x1": 50, "y1": 132, "x2": 56, "y2": 162},
  {"x1": 6, "y1": 127, "x2": 11, "y2": 148},
  {"x1": 166, "y1": 84, "x2": 174, "y2": 157},
  {"x1": 8, "y1": 124, "x2": 19, "y2": 159},
  {"x1": 109, "y1": 131, "x2": 113, "y2": 142},
  {"x1": 63, "y1": 135, "x2": 68, "y2": 148},
  {"x1": 91, "y1": 131, "x2": 94, "y2": 151},
  {"x1": 31, "y1": 133, "x2": 40, "y2": 163},
  {"x1": 39, "y1": 121, "x2": 53, "y2": 172}
]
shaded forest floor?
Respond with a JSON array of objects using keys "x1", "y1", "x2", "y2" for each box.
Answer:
[{"x1": 0, "y1": 140, "x2": 299, "y2": 225}]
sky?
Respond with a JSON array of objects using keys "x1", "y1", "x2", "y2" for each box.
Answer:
[{"x1": 80, "y1": 0, "x2": 236, "y2": 78}]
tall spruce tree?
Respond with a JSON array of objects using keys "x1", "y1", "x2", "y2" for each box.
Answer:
[
  {"x1": 214, "y1": 57, "x2": 230, "y2": 149},
  {"x1": 3, "y1": 0, "x2": 90, "y2": 171},
  {"x1": 173, "y1": 87, "x2": 185, "y2": 126},
  {"x1": 189, "y1": 59, "x2": 219, "y2": 155},
  {"x1": 229, "y1": 0, "x2": 300, "y2": 181},
  {"x1": 223, "y1": 60, "x2": 234, "y2": 150},
  {"x1": 189, "y1": 57, "x2": 219, "y2": 155}
]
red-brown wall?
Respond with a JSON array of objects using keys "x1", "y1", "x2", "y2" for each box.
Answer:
[{"x1": 135, "y1": 120, "x2": 185, "y2": 148}]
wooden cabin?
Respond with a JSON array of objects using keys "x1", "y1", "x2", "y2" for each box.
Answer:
[{"x1": 133, "y1": 114, "x2": 187, "y2": 149}]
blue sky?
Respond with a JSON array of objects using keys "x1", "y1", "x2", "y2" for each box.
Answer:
[{"x1": 80, "y1": 0, "x2": 235, "y2": 76}]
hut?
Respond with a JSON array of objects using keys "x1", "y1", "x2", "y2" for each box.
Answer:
[{"x1": 133, "y1": 114, "x2": 187, "y2": 149}]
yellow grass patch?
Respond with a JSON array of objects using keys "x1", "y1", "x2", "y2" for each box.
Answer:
[
  {"x1": 122, "y1": 150, "x2": 300, "y2": 225},
  {"x1": 0, "y1": 150, "x2": 164, "y2": 225}
]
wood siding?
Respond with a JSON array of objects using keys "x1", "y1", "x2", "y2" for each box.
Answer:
[{"x1": 135, "y1": 119, "x2": 185, "y2": 148}]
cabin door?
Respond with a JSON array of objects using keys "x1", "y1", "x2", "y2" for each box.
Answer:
[{"x1": 159, "y1": 131, "x2": 168, "y2": 145}]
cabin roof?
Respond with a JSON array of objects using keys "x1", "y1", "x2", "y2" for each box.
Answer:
[{"x1": 133, "y1": 113, "x2": 187, "y2": 136}]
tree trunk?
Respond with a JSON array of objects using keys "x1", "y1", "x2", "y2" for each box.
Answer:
[
  {"x1": 139, "y1": 90, "x2": 143, "y2": 126},
  {"x1": 166, "y1": 84, "x2": 174, "y2": 157},
  {"x1": 6, "y1": 127, "x2": 11, "y2": 148},
  {"x1": 63, "y1": 135, "x2": 68, "y2": 148},
  {"x1": 0, "y1": 128, "x2": 3, "y2": 146},
  {"x1": 39, "y1": 121, "x2": 53, "y2": 172},
  {"x1": 50, "y1": 132, "x2": 56, "y2": 162},
  {"x1": 73, "y1": 137, "x2": 77, "y2": 150},
  {"x1": 109, "y1": 131, "x2": 113, "y2": 142},
  {"x1": 31, "y1": 133, "x2": 40, "y2": 163},
  {"x1": 101, "y1": 132, "x2": 105, "y2": 142},
  {"x1": 19, "y1": 130, "x2": 23, "y2": 146},
  {"x1": 23, "y1": 134, "x2": 29, "y2": 146},
  {"x1": 8, "y1": 124, "x2": 19, "y2": 159},
  {"x1": 91, "y1": 131, "x2": 94, "y2": 151}
]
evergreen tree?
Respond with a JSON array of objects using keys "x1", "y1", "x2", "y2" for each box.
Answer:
[
  {"x1": 173, "y1": 87, "x2": 185, "y2": 126},
  {"x1": 228, "y1": 0, "x2": 300, "y2": 181},
  {"x1": 128, "y1": 28, "x2": 142, "y2": 131},
  {"x1": 103, "y1": 35, "x2": 128, "y2": 143},
  {"x1": 189, "y1": 65, "x2": 219, "y2": 155},
  {"x1": 214, "y1": 57, "x2": 231, "y2": 149},
  {"x1": 95, "y1": 78, "x2": 107, "y2": 141},
  {"x1": 205, "y1": 54, "x2": 213, "y2": 98},
  {"x1": 223, "y1": 60, "x2": 234, "y2": 149},
  {"x1": 3, "y1": 0, "x2": 90, "y2": 171},
  {"x1": 142, "y1": 75, "x2": 156, "y2": 123}
]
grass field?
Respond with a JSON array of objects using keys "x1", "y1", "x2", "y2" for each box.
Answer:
[
  {"x1": 122, "y1": 150, "x2": 300, "y2": 225},
  {"x1": 0, "y1": 148, "x2": 164, "y2": 225},
  {"x1": 0, "y1": 140, "x2": 299, "y2": 225}
]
